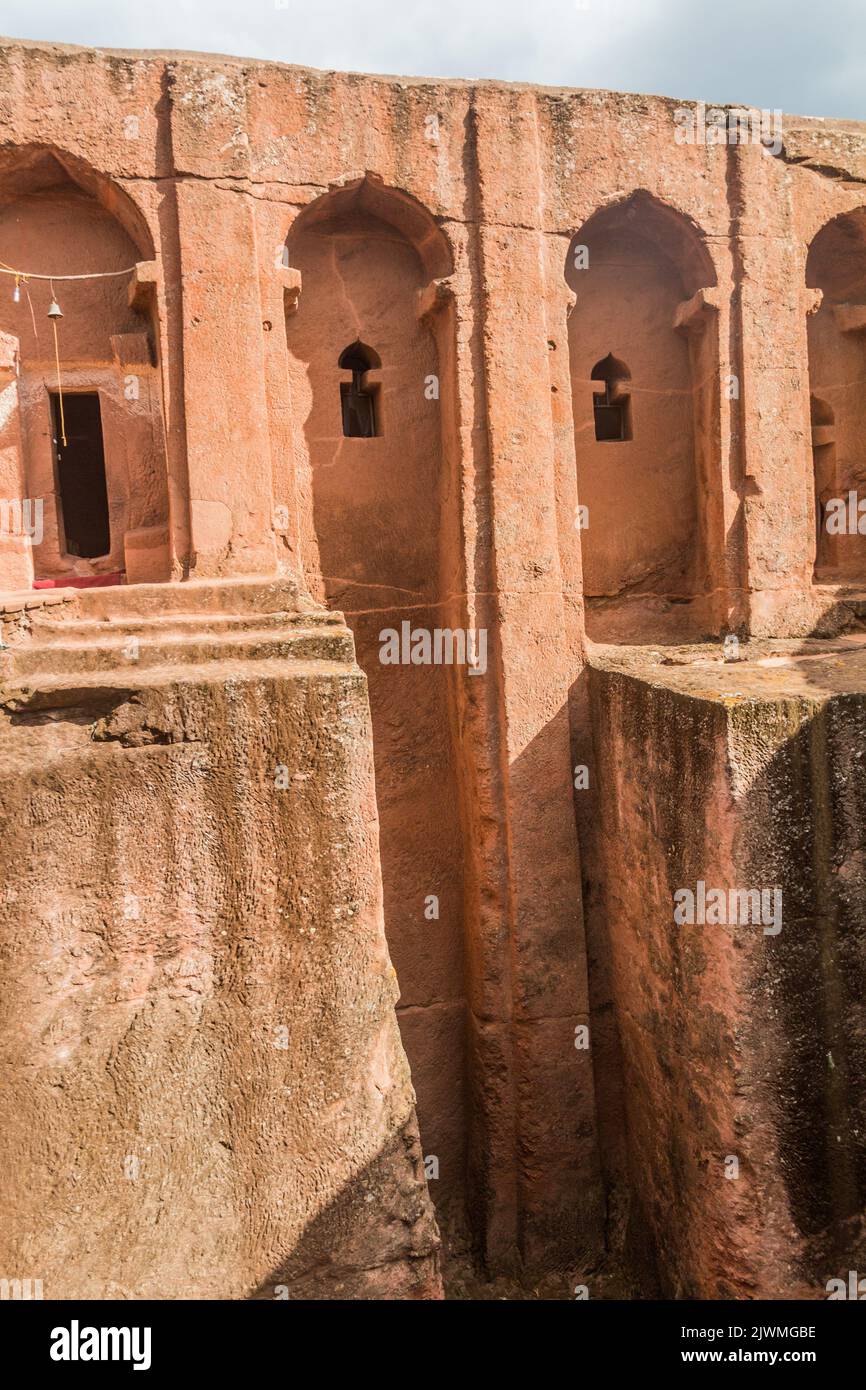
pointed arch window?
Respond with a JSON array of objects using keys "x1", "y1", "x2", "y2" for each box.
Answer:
[
  {"x1": 591, "y1": 353, "x2": 632, "y2": 442},
  {"x1": 339, "y1": 341, "x2": 381, "y2": 437}
]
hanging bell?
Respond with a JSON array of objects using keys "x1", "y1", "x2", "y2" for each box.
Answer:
[
  {"x1": 12, "y1": 278, "x2": 20, "y2": 304},
  {"x1": 47, "y1": 299, "x2": 63, "y2": 318}
]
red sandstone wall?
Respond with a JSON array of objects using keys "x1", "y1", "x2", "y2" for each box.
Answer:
[{"x1": 5, "y1": 35, "x2": 866, "y2": 1284}]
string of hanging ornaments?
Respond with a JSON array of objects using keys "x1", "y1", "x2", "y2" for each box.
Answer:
[{"x1": 0, "y1": 258, "x2": 138, "y2": 448}]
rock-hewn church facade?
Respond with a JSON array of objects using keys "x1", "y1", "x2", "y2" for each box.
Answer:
[{"x1": 2, "y1": 36, "x2": 866, "y2": 1299}]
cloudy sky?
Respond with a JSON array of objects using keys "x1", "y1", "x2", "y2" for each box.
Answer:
[{"x1": 1, "y1": 0, "x2": 862, "y2": 120}]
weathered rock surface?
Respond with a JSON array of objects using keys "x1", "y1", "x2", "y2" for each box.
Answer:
[
  {"x1": 0, "y1": 581, "x2": 441, "y2": 1299},
  {"x1": 589, "y1": 639, "x2": 866, "y2": 1297}
]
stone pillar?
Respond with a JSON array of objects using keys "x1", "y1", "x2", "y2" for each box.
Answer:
[
  {"x1": 174, "y1": 182, "x2": 278, "y2": 577},
  {"x1": 109, "y1": 329, "x2": 171, "y2": 584},
  {"x1": 259, "y1": 201, "x2": 305, "y2": 576},
  {"x1": 167, "y1": 60, "x2": 277, "y2": 579},
  {"x1": 0, "y1": 331, "x2": 33, "y2": 592},
  {"x1": 732, "y1": 144, "x2": 815, "y2": 635},
  {"x1": 470, "y1": 88, "x2": 603, "y2": 1269}
]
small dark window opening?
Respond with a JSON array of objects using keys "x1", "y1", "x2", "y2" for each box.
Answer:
[
  {"x1": 339, "y1": 340, "x2": 380, "y2": 438},
  {"x1": 811, "y1": 395, "x2": 837, "y2": 558},
  {"x1": 51, "y1": 392, "x2": 110, "y2": 558},
  {"x1": 591, "y1": 353, "x2": 632, "y2": 442}
]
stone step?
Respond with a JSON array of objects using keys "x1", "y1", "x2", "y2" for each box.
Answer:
[
  {"x1": 70, "y1": 575, "x2": 315, "y2": 620},
  {"x1": 26, "y1": 608, "x2": 342, "y2": 645},
  {"x1": 0, "y1": 651, "x2": 355, "y2": 713},
  {"x1": 0, "y1": 625, "x2": 355, "y2": 680},
  {"x1": 1, "y1": 575, "x2": 318, "y2": 622}
]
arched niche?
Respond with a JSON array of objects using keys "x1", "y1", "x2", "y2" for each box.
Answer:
[
  {"x1": 283, "y1": 176, "x2": 468, "y2": 1227},
  {"x1": 0, "y1": 145, "x2": 169, "y2": 586},
  {"x1": 566, "y1": 191, "x2": 720, "y2": 642},
  {"x1": 806, "y1": 209, "x2": 866, "y2": 583}
]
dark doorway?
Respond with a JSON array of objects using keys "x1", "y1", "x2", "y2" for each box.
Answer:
[{"x1": 51, "y1": 392, "x2": 110, "y2": 558}]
